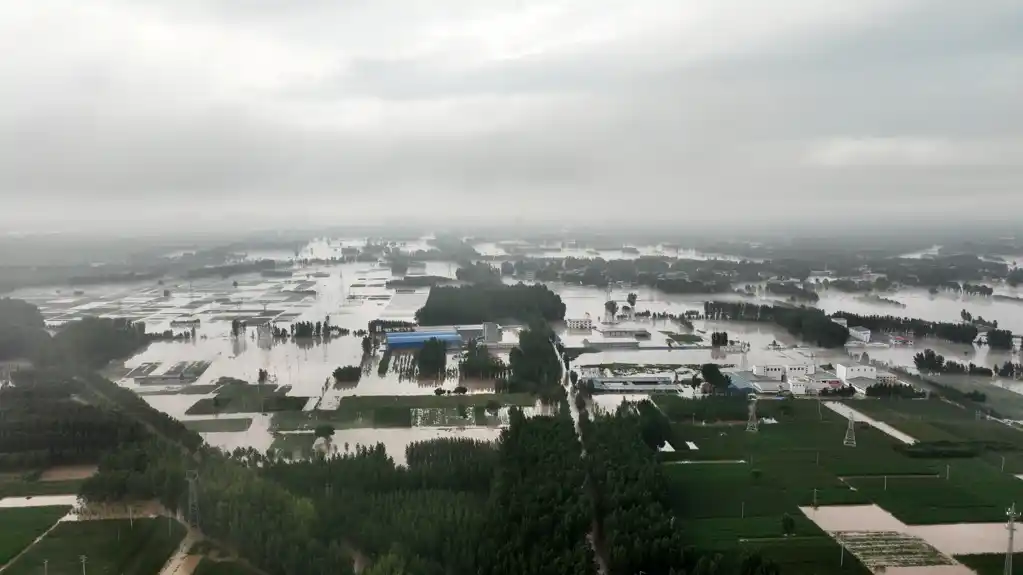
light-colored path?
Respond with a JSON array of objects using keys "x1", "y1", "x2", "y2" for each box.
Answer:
[
  {"x1": 801, "y1": 504, "x2": 1022, "y2": 556},
  {"x1": 823, "y1": 402, "x2": 918, "y2": 445},
  {"x1": 158, "y1": 531, "x2": 199, "y2": 575}
]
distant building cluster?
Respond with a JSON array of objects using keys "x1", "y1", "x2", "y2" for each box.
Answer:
[{"x1": 728, "y1": 362, "x2": 898, "y2": 396}]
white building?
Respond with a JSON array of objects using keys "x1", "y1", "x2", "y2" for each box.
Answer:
[
  {"x1": 836, "y1": 363, "x2": 876, "y2": 382},
  {"x1": 566, "y1": 318, "x2": 593, "y2": 330},
  {"x1": 600, "y1": 327, "x2": 651, "y2": 338},
  {"x1": 788, "y1": 372, "x2": 844, "y2": 395},
  {"x1": 876, "y1": 371, "x2": 898, "y2": 385},
  {"x1": 752, "y1": 365, "x2": 785, "y2": 380},
  {"x1": 848, "y1": 326, "x2": 872, "y2": 342},
  {"x1": 784, "y1": 364, "x2": 816, "y2": 378},
  {"x1": 833, "y1": 318, "x2": 848, "y2": 327}
]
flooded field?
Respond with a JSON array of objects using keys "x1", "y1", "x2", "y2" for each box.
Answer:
[{"x1": 12, "y1": 235, "x2": 1023, "y2": 460}]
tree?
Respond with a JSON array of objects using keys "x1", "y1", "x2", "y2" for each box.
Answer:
[
  {"x1": 701, "y1": 363, "x2": 731, "y2": 394},
  {"x1": 627, "y1": 292, "x2": 638, "y2": 307},
  {"x1": 416, "y1": 339, "x2": 447, "y2": 379},
  {"x1": 604, "y1": 300, "x2": 619, "y2": 319},
  {"x1": 781, "y1": 513, "x2": 795, "y2": 536},
  {"x1": 314, "y1": 424, "x2": 335, "y2": 445},
  {"x1": 364, "y1": 551, "x2": 407, "y2": 575},
  {"x1": 361, "y1": 336, "x2": 372, "y2": 356},
  {"x1": 258, "y1": 369, "x2": 268, "y2": 385}
]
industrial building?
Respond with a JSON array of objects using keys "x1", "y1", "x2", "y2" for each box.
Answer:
[
  {"x1": 836, "y1": 364, "x2": 876, "y2": 382},
  {"x1": 848, "y1": 326, "x2": 872, "y2": 343},
  {"x1": 599, "y1": 327, "x2": 651, "y2": 338},
  {"x1": 385, "y1": 331, "x2": 463, "y2": 350},
  {"x1": 565, "y1": 317, "x2": 593, "y2": 330},
  {"x1": 583, "y1": 374, "x2": 681, "y2": 393},
  {"x1": 413, "y1": 322, "x2": 502, "y2": 343}
]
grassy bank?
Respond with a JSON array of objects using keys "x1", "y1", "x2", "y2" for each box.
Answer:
[
  {"x1": 0, "y1": 478, "x2": 84, "y2": 498},
  {"x1": 183, "y1": 418, "x2": 254, "y2": 433},
  {"x1": 0, "y1": 506, "x2": 71, "y2": 565}
]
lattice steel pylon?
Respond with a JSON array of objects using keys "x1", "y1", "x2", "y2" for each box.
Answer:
[
  {"x1": 746, "y1": 397, "x2": 759, "y2": 433},
  {"x1": 1006, "y1": 502, "x2": 1019, "y2": 575},
  {"x1": 186, "y1": 470, "x2": 200, "y2": 529},
  {"x1": 843, "y1": 416, "x2": 857, "y2": 447}
]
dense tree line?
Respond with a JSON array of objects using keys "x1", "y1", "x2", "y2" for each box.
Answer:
[
  {"x1": 416, "y1": 283, "x2": 565, "y2": 325},
  {"x1": 0, "y1": 298, "x2": 50, "y2": 361},
  {"x1": 580, "y1": 403, "x2": 684, "y2": 574},
  {"x1": 703, "y1": 302, "x2": 849, "y2": 348},
  {"x1": 710, "y1": 331, "x2": 729, "y2": 346},
  {"x1": 0, "y1": 376, "x2": 148, "y2": 470},
  {"x1": 479, "y1": 410, "x2": 595, "y2": 575},
  {"x1": 81, "y1": 439, "x2": 354, "y2": 575},
  {"x1": 500, "y1": 322, "x2": 564, "y2": 399},
  {"x1": 32, "y1": 317, "x2": 151, "y2": 369},
  {"x1": 765, "y1": 282, "x2": 819, "y2": 302},
  {"x1": 258, "y1": 437, "x2": 497, "y2": 575},
  {"x1": 455, "y1": 261, "x2": 502, "y2": 284},
  {"x1": 913, "y1": 349, "x2": 993, "y2": 376},
  {"x1": 997, "y1": 362, "x2": 1023, "y2": 379},
  {"x1": 865, "y1": 383, "x2": 926, "y2": 398},
  {"x1": 416, "y1": 338, "x2": 448, "y2": 379},
  {"x1": 987, "y1": 329, "x2": 1014, "y2": 349},
  {"x1": 458, "y1": 340, "x2": 509, "y2": 380},
  {"x1": 332, "y1": 366, "x2": 361, "y2": 386},
  {"x1": 831, "y1": 311, "x2": 979, "y2": 344},
  {"x1": 368, "y1": 319, "x2": 416, "y2": 334}
]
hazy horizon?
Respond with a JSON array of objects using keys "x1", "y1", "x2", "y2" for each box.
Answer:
[{"x1": 2, "y1": 0, "x2": 1021, "y2": 232}]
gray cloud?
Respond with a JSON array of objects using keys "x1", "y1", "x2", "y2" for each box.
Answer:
[{"x1": 0, "y1": 0, "x2": 1020, "y2": 231}]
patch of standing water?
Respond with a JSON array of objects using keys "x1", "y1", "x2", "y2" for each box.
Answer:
[
  {"x1": 0, "y1": 495, "x2": 79, "y2": 508},
  {"x1": 802, "y1": 504, "x2": 1023, "y2": 557}
]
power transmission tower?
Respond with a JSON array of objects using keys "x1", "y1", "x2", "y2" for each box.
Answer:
[
  {"x1": 1006, "y1": 503, "x2": 1019, "y2": 575},
  {"x1": 746, "y1": 397, "x2": 759, "y2": 433},
  {"x1": 843, "y1": 416, "x2": 857, "y2": 447},
  {"x1": 186, "y1": 470, "x2": 200, "y2": 529}
]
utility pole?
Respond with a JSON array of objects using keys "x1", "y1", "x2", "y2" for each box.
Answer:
[
  {"x1": 79, "y1": 555, "x2": 87, "y2": 575},
  {"x1": 1006, "y1": 503, "x2": 1019, "y2": 575}
]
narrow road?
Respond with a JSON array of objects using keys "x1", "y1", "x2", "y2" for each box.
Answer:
[
  {"x1": 555, "y1": 341, "x2": 609, "y2": 575},
  {"x1": 158, "y1": 530, "x2": 199, "y2": 575}
]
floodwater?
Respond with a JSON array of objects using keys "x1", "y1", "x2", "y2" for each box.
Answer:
[
  {"x1": 0, "y1": 495, "x2": 79, "y2": 508},
  {"x1": 15, "y1": 236, "x2": 1023, "y2": 456},
  {"x1": 815, "y1": 287, "x2": 1023, "y2": 336},
  {"x1": 802, "y1": 504, "x2": 1022, "y2": 557}
]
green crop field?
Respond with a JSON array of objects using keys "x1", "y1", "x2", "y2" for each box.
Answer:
[
  {"x1": 271, "y1": 393, "x2": 534, "y2": 431},
  {"x1": 957, "y1": 553, "x2": 1023, "y2": 575},
  {"x1": 183, "y1": 418, "x2": 254, "y2": 433},
  {"x1": 845, "y1": 458, "x2": 1023, "y2": 524},
  {"x1": 0, "y1": 479, "x2": 83, "y2": 498},
  {"x1": 3, "y1": 518, "x2": 186, "y2": 575},
  {"x1": 194, "y1": 559, "x2": 260, "y2": 575},
  {"x1": 0, "y1": 506, "x2": 70, "y2": 565}
]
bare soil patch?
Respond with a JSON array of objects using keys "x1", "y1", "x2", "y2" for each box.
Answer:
[{"x1": 39, "y1": 465, "x2": 97, "y2": 482}]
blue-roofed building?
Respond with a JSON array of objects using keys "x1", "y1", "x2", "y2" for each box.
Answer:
[{"x1": 385, "y1": 331, "x2": 462, "y2": 350}]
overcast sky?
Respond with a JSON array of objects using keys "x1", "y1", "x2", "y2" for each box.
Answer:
[{"x1": 1, "y1": 0, "x2": 1021, "y2": 232}]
